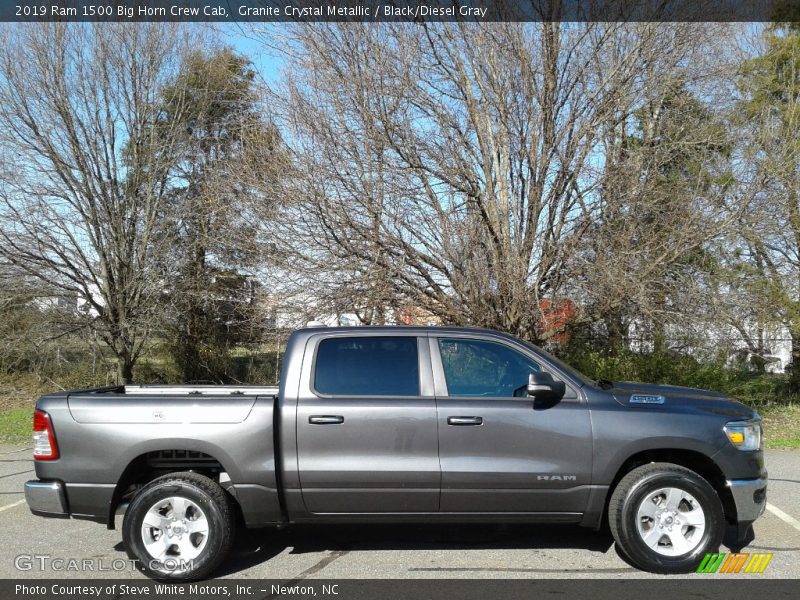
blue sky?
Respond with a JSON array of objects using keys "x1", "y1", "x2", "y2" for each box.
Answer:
[{"x1": 219, "y1": 24, "x2": 286, "y2": 85}]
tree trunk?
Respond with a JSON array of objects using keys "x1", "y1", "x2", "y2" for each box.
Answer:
[
  {"x1": 117, "y1": 354, "x2": 134, "y2": 384},
  {"x1": 749, "y1": 325, "x2": 768, "y2": 374},
  {"x1": 605, "y1": 314, "x2": 627, "y2": 355},
  {"x1": 750, "y1": 354, "x2": 767, "y2": 374},
  {"x1": 788, "y1": 322, "x2": 800, "y2": 393},
  {"x1": 652, "y1": 323, "x2": 666, "y2": 355}
]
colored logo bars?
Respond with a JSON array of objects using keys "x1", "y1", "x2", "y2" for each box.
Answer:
[{"x1": 696, "y1": 553, "x2": 773, "y2": 574}]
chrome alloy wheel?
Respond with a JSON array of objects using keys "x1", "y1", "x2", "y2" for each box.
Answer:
[
  {"x1": 140, "y1": 496, "x2": 209, "y2": 565},
  {"x1": 635, "y1": 487, "x2": 706, "y2": 557}
]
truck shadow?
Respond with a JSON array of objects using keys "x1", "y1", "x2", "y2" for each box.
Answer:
[
  {"x1": 609, "y1": 524, "x2": 758, "y2": 570},
  {"x1": 217, "y1": 523, "x2": 617, "y2": 577}
]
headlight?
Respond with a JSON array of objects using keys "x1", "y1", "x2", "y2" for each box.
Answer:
[{"x1": 723, "y1": 419, "x2": 762, "y2": 451}]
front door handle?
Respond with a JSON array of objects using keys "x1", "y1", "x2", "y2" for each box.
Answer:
[
  {"x1": 309, "y1": 415, "x2": 344, "y2": 425},
  {"x1": 447, "y1": 416, "x2": 483, "y2": 426}
]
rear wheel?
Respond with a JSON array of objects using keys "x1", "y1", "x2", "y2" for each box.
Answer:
[
  {"x1": 608, "y1": 462, "x2": 725, "y2": 573},
  {"x1": 122, "y1": 471, "x2": 234, "y2": 581}
]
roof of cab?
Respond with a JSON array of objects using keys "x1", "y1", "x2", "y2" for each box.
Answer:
[{"x1": 295, "y1": 325, "x2": 513, "y2": 337}]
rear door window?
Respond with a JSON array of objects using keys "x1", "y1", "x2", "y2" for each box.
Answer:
[{"x1": 314, "y1": 336, "x2": 420, "y2": 396}]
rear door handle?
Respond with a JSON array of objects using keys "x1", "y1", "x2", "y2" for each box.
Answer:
[
  {"x1": 447, "y1": 416, "x2": 483, "y2": 426},
  {"x1": 309, "y1": 415, "x2": 345, "y2": 425}
]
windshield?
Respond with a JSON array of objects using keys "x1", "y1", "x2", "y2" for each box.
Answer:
[{"x1": 520, "y1": 339, "x2": 593, "y2": 387}]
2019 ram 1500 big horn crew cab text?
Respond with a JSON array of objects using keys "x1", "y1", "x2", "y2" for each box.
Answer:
[{"x1": 24, "y1": 326, "x2": 767, "y2": 580}]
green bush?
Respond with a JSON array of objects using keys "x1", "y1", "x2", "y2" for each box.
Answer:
[
  {"x1": 229, "y1": 352, "x2": 282, "y2": 385},
  {"x1": 556, "y1": 346, "x2": 794, "y2": 408},
  {"x1": 132, "y1": 349, "x2": 282, "y2": 385},
  {"x1": 133, "y1": 357, "x2": 182, "y2": 385}
]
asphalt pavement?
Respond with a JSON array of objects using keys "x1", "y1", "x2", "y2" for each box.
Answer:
[{"x1": 1, "y1": 446, "x2": 798, "y2": 580}]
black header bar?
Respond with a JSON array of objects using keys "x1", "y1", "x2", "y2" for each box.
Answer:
[{"x1": 3, "y1": 1, "x2": 800, "y2": 23}]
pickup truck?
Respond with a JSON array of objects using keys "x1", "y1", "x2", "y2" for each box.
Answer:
[{"x1": 25, "y1": 326, "x2": 766, "y2": 580}]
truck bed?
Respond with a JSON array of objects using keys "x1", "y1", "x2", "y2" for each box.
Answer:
[{"x1": 32, "y1": 383, "x2": 283, "y2": 528}]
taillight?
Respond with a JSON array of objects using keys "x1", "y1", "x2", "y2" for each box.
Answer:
[{"x1": 32, "y1": 409, "x2": 59, "y2": 460}]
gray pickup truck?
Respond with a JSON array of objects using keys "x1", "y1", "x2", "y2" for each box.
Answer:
[{"x1": 25, "y1": 326, "x2": 766, "y2": 579}]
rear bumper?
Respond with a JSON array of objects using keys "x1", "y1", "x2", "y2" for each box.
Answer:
[
  {"x1": 727, "y1": 477, "x2": 767, "y2": 523},
  {"x1": 24, "y1": 480, "x2": 69, "y2": 518}
]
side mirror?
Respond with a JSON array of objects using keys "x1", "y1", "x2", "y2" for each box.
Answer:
[{"x1": 527, "y1": 371, "x2": 566, "y2": 401}]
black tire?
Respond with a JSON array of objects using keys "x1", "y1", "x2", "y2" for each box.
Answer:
[
  {"x1": 608, "y1": 462, "x2": 725, "y2": 574},
  {"x1": 122, "y1": 471, "x2": 235, "y2": 581}
]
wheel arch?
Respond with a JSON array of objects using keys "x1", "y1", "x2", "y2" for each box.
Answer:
[
  {"x1": 604, "y1": 448, "x2": 737, "y2": 526},
  {"x1": 108, "y1": 447, "x2": 240, "y2": 529}
]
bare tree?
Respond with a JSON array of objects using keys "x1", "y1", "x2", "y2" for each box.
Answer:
[
  {"x1": 0, "y1": 24, "x2": 195, "y2": 382},
  {"x1": 265, "y1": 22, "x2": 736, "y2": 340}
]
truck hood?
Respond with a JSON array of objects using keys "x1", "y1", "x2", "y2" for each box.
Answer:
[{"x1": 610, "y1": 381, "x2": 756, "y2": 420}]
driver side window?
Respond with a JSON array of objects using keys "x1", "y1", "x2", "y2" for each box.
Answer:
[{"x1": 438, "y1": 338, "x2": 541, "y2": 397}]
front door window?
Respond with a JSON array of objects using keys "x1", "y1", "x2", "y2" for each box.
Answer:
[{"x1": 437, "y1": 338, "x2": 541, "y2": 397}]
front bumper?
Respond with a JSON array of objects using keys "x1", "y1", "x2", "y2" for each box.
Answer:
[
  {"x1": 24, "y1": 480, "x2": 69, "y2": 518},
  {"x1": 727, "y1": 477, "x2": 767, "y2": 523}
]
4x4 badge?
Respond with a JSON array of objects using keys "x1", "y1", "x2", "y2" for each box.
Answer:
[{"x1": 630, "y1": 394, "x2": 666, "y2": 404}]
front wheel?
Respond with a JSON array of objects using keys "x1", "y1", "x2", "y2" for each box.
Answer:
[
  {"x1": 122, "y1": 471, "x2": 235, "y2": 581},
  {"x1": 608, "y1": 462, "x2": 725, "y2": 574}
]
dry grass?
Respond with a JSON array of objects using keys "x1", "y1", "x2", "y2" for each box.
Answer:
[
  {"x1": 760, "y1": 404, "x2": 800, "y2": 449},
  {"x1": 0, "y1": 374, "x2": 49, "y2": 443},
  {"x1": 0, "y1": 373, "x2": 53, "y2": 411}
]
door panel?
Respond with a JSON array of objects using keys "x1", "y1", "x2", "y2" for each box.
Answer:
[
  {"x1": 432, "y1": 337, "x2": 593, "y2": 513},
  {"x1": 297, "y1": 397, "x2": 439, "y2": 513},
  {"x1": 296, "y1": 335, "x2": 439, "y2": 513},
  {"x1": 437, "y1": 397, "x2": 593, "y2": 511}
]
